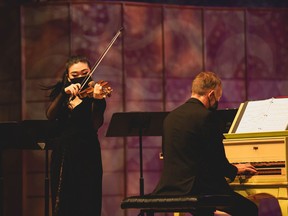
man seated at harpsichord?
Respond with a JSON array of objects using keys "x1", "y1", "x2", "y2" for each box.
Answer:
[{"x1": 151, "y1": 71, "x2": 258, "y2": 216}]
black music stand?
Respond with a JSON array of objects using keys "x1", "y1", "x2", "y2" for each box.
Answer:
[
  {"x1": 0, "y1": 120, "x2": 58, "y2": 216},
  {"x1": 106, "y1": 112, "x2": 169, "y2": 197},
  {"x1": 21, "y1": 120, "x2": 58, "y2": 216}
]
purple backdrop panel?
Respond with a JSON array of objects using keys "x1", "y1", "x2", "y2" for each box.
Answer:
[
  {"x1": 247, "y1": 9, "x2": 288, "y2": 80},
  {"x1": 99, "y1": 99, "x2": 124, "y2": 148},
  {"x1": 166, "y1": 77, "x2": 192, "y2": 102},
  {"x1": 102, "y1": 148, "x2": 124, "y2": 172},
  {"x1": 102, "y1": 196, "x2": 124, "y2": 216},
  {"x1": 143, "y1": 171, "x2": 162, "y2": 193},
  {"x1": 125, "y1": 77, "x2": 162, "y2": 101},
  {"x1": 248, "y1": 80, "x2": 288, "y2": 100},
  {"x1": 164, "y1": 6, "x2": 203, "y2": 77},
  {"x1": 127, "y1": 171, "x2": 143, "y2": 195},
  {"x1": 126, "y1": 145, "x2": 162, "y2": 171},
  {"x1": 123, "y1": 5, "x2": 163, "y2": 78},
  {"x1": 220, "y1": 79, "x2": 246, "y2": 107},
  {"x1": 0, "y1": 6, "x2": 21, "y2": 81},
  {"x1": 204, "y1": 8, "x2": 247, "y2": 108},
  {"x1": 125, "y1": 137, "x2": 161, "y2": 154},
  {"x1": 204, "y1": 9, "x2": 246, "y2": 79},
  {"x1": 166, "y1": 101, "x2": 185, "y2": 111},
  {"x1": 70, "y1": 3, "x2": 122, "y2": 64},
  {"x1": 102, "y1": 171, "x2": 125, "y2": 195},
  {"x1": 22, "y1": 4, "x2": 71, "y2": 118},
  {"x1": 0, "y1": 80, "x2": 21, "y2": 104},
  {"x1": 101, "y1": 134, "x2": 124, "y2": 149},
  {"x1": 126, "y1": 136, "x2": 162, "y2": 151},
  {"x1": 22, "y1": 5, "x2": 70, "y2": 79},
  {"x1": 126, "y1": 101, "x2": 164, "y2": 111},
  {"x1": 92, "y1": 109, "x2": 123, "y2": 155}
]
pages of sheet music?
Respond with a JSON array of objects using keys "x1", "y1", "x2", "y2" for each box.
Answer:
[{"x1": 235, "y1": 97, "x2": 288, "y2": 133}]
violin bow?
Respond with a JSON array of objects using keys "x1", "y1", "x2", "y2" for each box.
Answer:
[{"x1": 79, "y1": 27, "x2": 124, "y2": 92}]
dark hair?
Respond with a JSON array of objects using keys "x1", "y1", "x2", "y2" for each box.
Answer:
[
  {"x1": 42, "y1": 55, "x2": 91, "y2": 100},
  {"x1": 65, "y1": 55, "x2": 91, "y2": 71}
]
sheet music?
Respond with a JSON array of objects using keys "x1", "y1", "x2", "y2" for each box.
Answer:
[{"x1": 235, "y1": 98, "x2": 288, "y2": 133}]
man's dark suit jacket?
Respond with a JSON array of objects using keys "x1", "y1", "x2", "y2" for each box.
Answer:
[{"x1": 152, "y1": 98, "x2": 238, "y2": 196}]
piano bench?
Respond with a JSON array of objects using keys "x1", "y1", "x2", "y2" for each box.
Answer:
[{"x1": 121, "y1": 194, "x2": 234, "y2": 216}]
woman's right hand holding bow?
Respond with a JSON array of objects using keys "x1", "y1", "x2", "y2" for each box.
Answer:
[{"x1": 64, "y1": 83, "x2": 81, "y2": 96}]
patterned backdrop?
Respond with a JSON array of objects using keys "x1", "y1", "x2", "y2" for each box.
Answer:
[{"x1": 1, "y1": 2, "x2": 288, "y2": 216}]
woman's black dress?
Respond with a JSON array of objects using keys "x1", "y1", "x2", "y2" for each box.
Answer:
[{"x1": 50, "y1": 97, "x2": 106, "y2": 216}]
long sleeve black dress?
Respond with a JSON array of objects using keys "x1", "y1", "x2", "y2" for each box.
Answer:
[{"x1": 47, "y1": 90, "x2": 106, "y2": 216}]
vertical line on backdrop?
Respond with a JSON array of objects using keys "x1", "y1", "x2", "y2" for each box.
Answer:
[
  {"x1": 121, "y1": 4, "x2": 128, "y2": 216},
  {"x1": 161, "y1": 6, "x2": 166, "y2": 112},
  {"x1": 20, "y1": 5, "x2": 27, "y2": 216},
  {"x1": 201, "y1": 8, "x2": 206, "y2": 71},
  {"x1": 243, "y1": 9, "x2": 248, "y2": 101},
  {"x1": 68, "y1": 2, "x2": 72, "y2": 56},
  {"x1": 121, "y1": 3, "x2": 126, "y2": 113}
]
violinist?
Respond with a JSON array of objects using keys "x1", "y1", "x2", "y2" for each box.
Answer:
[{"x1": 45, "y1": 55, "x2": 110, "y2": 216}]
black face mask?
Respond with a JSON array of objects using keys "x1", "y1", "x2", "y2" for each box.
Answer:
[
  {"x1": 208, "y1": 93, "x2": 219, "y2": 111},
  {"x1": 70, "y1": 76, "x2": 92, "y2": 88},
  {"x1": 209, "y1": 100, "x2": 218, "y2": 111}
]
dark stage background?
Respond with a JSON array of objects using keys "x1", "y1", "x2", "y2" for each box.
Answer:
[{"x1": 0, "y1": 1, "x2": 288, "y2": 216}]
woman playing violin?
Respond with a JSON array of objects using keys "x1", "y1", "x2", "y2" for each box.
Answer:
[{"x1": 45, "y1": 55, "x2": 109, "y2": 216}]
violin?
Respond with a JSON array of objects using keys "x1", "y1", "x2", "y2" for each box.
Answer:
[
  {"x1": 68, "y1": 80, "x2": 113, "y2": 110},
  {"x1": 78, "y1": 80, "x2": 113, "y2": 99}
]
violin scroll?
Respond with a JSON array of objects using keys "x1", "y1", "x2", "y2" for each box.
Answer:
[{"x1": 97, "y1": 80, "x2": 113, "y2": 98}]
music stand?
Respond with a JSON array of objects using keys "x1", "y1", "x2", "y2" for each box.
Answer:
[
  {"x1": 106, "y1": 112, "x2": 169, "y2": 196},
  {"x1": 0, "y1": 120, "x2": 58, "y2": 216},
  {"x1": 21, "y1": 120, "x2": 59, "y2": 216}
]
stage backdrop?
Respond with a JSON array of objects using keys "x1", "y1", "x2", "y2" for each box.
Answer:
[{"x1": 0, "y1": 1, "x2": 288, "y2": 216}]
